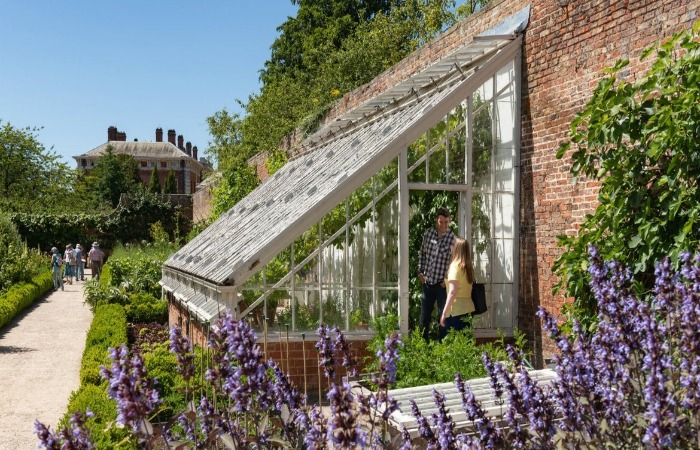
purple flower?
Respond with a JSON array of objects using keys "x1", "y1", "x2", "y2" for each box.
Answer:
[
  {"x1": 316, "y1": 324, "x2": 336, "y2": 380},
  {"x1": 100, "y1": 344, "x2": 160, "y2": 431},
  {"x1": 169, "y1": 326, "x2": 195, "y2": 382},
  {"x1": 327, "y1": 381, "x2": 366, "y2": 448}
]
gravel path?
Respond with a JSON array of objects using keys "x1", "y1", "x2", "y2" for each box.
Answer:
[{"x1": 0, "y1": 276, "x2": 93, "y2": 450}]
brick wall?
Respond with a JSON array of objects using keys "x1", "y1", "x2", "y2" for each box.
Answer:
[
  {"x1": 519, "y1": 0, "x2": 699, "y2": 363},
  {"x1": 168, "y1": 299, "x2": 372, "y2": 393}
]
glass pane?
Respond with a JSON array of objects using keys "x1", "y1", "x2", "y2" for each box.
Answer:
[
  {"x1": 494, "y1": 193, "x2": 514, "y2": 240},
  {"x1": 376, "y1": 189, "x2": 399, "y2": 284},
  {"x1": 428, "y1": 120, "x2": 447, "y2": 184},
  {"x1": 448, "y1": 104, "x2": 466, "y2": 184},
  {"x1": 350, "y1": 290, "x2": 373, "y2": 331},
  {"x1": 320, "y1": 288, "x2": 346, "y2": 329},
  {"x1": 493, "y1": 238, "x2": 514, "y2": 283},
  {"x1": 472, "y1": 88, "x2": 493, "y2": 191},
  {"x1": 407, "y1": 133, "x2": 427, "y2": 183},
  {"x1": 492, "y1": 283, "x2": 513, "y2": 329},
  {"x1": 349, "y1": 209, "x2": 375, "y2": 288},
  {"x1": 471, "y1": 192, "x2": 491, "y2": 261},
  {"x1": 494, "y1": 145, "x2": 515, "y2": 192}
]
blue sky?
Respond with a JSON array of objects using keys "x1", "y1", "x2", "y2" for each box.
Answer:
[{"x1": 0, "y1": 1, "x2": 298, "y2": 167}]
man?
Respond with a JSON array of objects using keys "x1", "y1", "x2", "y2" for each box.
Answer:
[
  {"x1": 75, "y1": 244, "x2": 85, "y2": 281},
  {"x1": 88, "y1": 242, "x2": 105, "y2": 280},
  {"x1": 417, "y1": 207, "x2": 456, "y2": 340}
]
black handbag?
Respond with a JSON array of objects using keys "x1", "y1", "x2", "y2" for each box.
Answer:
[{"x1": 471, "y1": 283, "x2": 487, "y2": 315}]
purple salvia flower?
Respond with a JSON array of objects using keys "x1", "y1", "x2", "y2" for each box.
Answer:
[
  {"x1": 430, "y1": 390, "x2": 457, "y2": 449},
  {"x1": 316, "y1": 324, "x2": 336, "y2": 380},
  {"x1": 304, "y1": 405, "x2": 328, "y2": 450},
  {"x1": 326, "y1": 381, "x2": 366, "y2": 448},
  {"x1": 169, "y1": 326, "x2": 195, "y2": 382},
  {"x1": 482, "y1": 353, "x2": 503, "y2": 403},
  {"x1": 456, "y1": 373, "x2": 503, "y2": 447},
  {"x1": 398, "y1": 426, "x2": 413, "y2": 450},
  {"x1": 410, "y1": 398, "x2": 438, "y2": 448},
  {"x1": 100, "y1": 343, "x2": 160, "y2": 431},
  {"x1": 333, "y1": 326, "x2": 357, "y2": 377},
  {"x1": 34, "y1": 420, "x2": 60, "y2": 449}
]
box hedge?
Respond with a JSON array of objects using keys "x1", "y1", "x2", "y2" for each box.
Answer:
[{"x1": 0, "y1": 271, "x2": 53, "y2": 330}]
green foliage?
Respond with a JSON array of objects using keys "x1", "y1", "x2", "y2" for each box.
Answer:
[
  {"x1": 124, "y1": 292, "x2": 167, "y2": 323},
  {"x1": 91, "y1": 146, "x2": 142, "y2": 208},
  {"x1": 211, "y1": 162, "x2": 260, "y2": 219},
  {"x1": 553, "y1": 23, "x2": 700, "y2": 327},
  {"x1": 367, "y1": 314, "x2": 526, "y2": 388},
  {"x1": 147, "y1": 166, "x2": 160, "y2": 194},
  {"x1": 11, "y1": 191, "x2": 186, "y2": 251},
  {"x1": 80, "y1": 303, "x2": 128, "y2": 385},
  {"x1": 0, "y1": 120, "x2": 75, "y2": 213},
  {"x1": 163, "y1": 169, "x2": 176, "y2": 194},
  {"x1": 0, "y1": 271, "x2": 52, "y2": 329}
]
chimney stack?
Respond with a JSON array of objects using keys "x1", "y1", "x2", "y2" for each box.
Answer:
[
  {"x1": 108, "y1": 126, "x2": 117, "y2": 141},
  {"x1": 177, "y1": 134, "x2": 184, "y2": 150},
  {"x1": 117, "y1": 131, "x2": 127, "y2": 141},
  {"x1": 193, "y1": 146, "x2": 198, "y2": 160},
  {"x1": 155, "y1": 128, "x2": 163, "y2": 142},
  {"x1": 186, "y1": 141, "x2": 192, "y2": 157},
  {"x1": 167, "y1": 129, "x2": 176, "y2": 145}
]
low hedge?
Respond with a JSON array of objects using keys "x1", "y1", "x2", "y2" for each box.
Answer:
[
  {"x1": 62, "y1": 303, "x2": 131, "y2": 449},
  {"x1": 79, "y1": 303, "x2": 128, "y2": 385},
  {"x1": 0, "y1": 271, "x2": 53, "y2": 330}
]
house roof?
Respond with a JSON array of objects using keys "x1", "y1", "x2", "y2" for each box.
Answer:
[
  {"x1": 75, "y1": 141, "x2": 207, "y2": 169},
  {"x1": 164, "y1": 36, "x2": 523, "y2": 291}
]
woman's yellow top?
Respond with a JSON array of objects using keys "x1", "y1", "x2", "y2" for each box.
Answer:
[{"x1": 444, "y1": 260, "x2": 474, "y2": 317}]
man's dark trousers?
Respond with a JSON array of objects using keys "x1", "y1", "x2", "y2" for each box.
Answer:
[{"x1": 420, "y1": 283, "x2": 447, "y2": 340}]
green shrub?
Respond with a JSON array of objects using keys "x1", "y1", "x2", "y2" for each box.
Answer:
[
  {"x1": 80, "y1": 304, "x2": 128, "y2": 385},
  {"x1": 0, "y1": 271, "x2": 53, "y2": 329},
  {"x1": 60, "y1": 384, "x2": 133, "y2": 450},
  {"x1": 125, "y1": 292, "x2": 167, "y2": 323},
  {"x1": 366, "y1": 314, "x2": 526, "y2": 388}
]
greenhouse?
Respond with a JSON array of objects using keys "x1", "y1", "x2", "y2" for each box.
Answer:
[{"x1": 162, "y1": 7, "x2": 527, "y2": 338}]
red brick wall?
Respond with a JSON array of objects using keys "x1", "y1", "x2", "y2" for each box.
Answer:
[
  {"x1": 168, "y1": 299, "x2": 372, "y2": 393},
  {"x1": 519, "y1": 0, "x2": 700, "y2": 364}
]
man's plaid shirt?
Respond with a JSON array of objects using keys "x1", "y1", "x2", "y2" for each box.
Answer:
[{"x1": 418, "y1": 227, "x2": 456, "y2": 285}]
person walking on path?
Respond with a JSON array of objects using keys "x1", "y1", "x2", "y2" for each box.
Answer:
[
  {"x1": 88, "y1": 242, "x2": 104, "y2": 280},
  {"x1": 0, "y1": 271, "x2": 93, "y2": 449},
  {"x1": 440, "y1": 236, "x2": 475, "y2": 334},
  {"x1": 417, "y1": 207, "x2": 456, "y2": 341},
  {"x1": 74, "y1": 244, "x2": 85, "y2": 282},
  {"x1": 63, "y1": 244, "x2": 76, "y2": 285},
  {"x1": 50, "y1": 247, "x2": 63, "y2": 291}
]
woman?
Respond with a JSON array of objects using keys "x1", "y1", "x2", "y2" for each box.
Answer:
[
  {"x1": 51, "y1": 247, "x2": 64, "y2": 291},
  {"x1": 439, "y1": 236, "x2": 475, "y2": 334}
]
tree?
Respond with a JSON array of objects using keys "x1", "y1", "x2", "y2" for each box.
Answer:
[
  {"x1": 163, "y1": 169, "x2": 177, "y2": 194},
  {"x1": 92, "y1": 146, "x2": 141, "y2": 208},
  {"x1": 553, "y1": 23, "x2": 700, "y2": 327},
  {"x1": 147, "y1": 166, "x2": 160, "y2": 195},
  {"x1": 0, "y1": 120, "x2": 73, "y2": 212}
]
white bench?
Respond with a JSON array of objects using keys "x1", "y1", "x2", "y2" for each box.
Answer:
[{"x1": 360, "y1": 368, "x2": 557, "y2": 439}]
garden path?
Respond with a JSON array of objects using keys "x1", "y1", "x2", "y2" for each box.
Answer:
[{"x1": 0, "y1": 273, "x2": 93, "y2": 449}]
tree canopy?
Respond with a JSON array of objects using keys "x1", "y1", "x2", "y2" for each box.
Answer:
[
  {"x1": 553, "y1": 23, "x2": 700, "y2": 327},
  {"x1": 0, "y1": 121, "x2": 74, "y2": 213},
  {"x1": 89, "y1": 146, "x2": 142, "y2": 208}
]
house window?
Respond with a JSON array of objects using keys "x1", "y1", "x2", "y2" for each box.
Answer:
[
  {"x1": 81, "y1": 159, "x2": 87, "y2": 167},
  {"x1": 140, "y1": 161, "x2": 147, "y2": 168},
  {"x1": 161, "y1": 162, "x2": 167, "y2": 168}
]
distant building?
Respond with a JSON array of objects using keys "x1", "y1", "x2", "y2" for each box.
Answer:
[{"x1": 74, "y1": 126, "x2": 212, "y2": 195}]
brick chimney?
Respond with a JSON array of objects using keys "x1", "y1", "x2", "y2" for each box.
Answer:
[
  {"x1": 185, "y1": 141, "x2": 192, "y2": 157},
  {"x1": 155, "y1": 128, "x2": 163, "y2": 142},
  {"x1": 193, "y1": 146, "x2": 198, "y2": 160},
  {"x1": 107, "y1": 126, "x2": 117, "y2": 141},
  {"x1": 167, "y1": 129, "x2": 176, "y2": 145},
  {"x1": 177, "y1": 134, "x2": 184, "y2": 150},
  {"x1": 117, "y1": 131, "x2": 127, "y2": 141}
]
